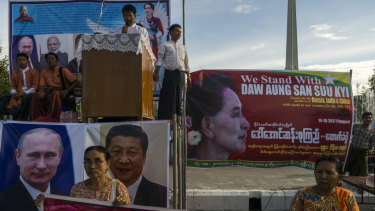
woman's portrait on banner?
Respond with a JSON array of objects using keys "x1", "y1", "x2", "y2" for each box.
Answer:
[
  {"x1": 138, "y1": 2, "x2": 168, "y2": 59},
  {"x1": 186, "y1": 72, "x2": 250, "y2": 160}
]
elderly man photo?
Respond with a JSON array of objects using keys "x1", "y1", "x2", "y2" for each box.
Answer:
[
  {"x1": 12, "y1": 36, "x2": 41, "y2": 72},
  {"x1": 106, "y1": 124, "x2": 167, "y2": 207},
  {"x1": 0, "y1": 128, "x2": 63, "y2": 211},
  {"x1": 40, "y1": 35, "x2": 69, "y2": 70},
  {"x1": 15, "y1": 5, "x2": 34, "y2": 23}
]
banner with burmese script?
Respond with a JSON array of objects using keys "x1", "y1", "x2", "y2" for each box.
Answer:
[{"x1": 186, "y1": 70, "x2": 353, "y2": 169}]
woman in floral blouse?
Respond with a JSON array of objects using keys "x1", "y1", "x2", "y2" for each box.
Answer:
[
  {"x1": 70, "y1": 146, "x2": 130, "y2": 206},
  {"x1": 290, "y1": 156, "x2": 359, "y2": 211}
]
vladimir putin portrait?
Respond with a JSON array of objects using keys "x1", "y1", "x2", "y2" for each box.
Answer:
[
  {"x1": 0, "y1": 128, "x2": 64, "y2": 211},
  {"x1": 12, "y1": 36, "x2": 41, "y2": 72}
]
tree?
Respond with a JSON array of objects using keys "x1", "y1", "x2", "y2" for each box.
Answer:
[
  {"x1": 368, "y1": 64, "x2": 375, "y2": 92},
  {"x1": 0, "y1": 45, "x2": 9, "y2": 95}
]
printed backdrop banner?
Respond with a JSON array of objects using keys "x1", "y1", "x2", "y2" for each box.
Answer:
[
  {"x1": 9, "y1": 0, "x2": 170, "y2": 96},
  {"x1": 186, "y1": 70, "x2": 353, "y2": 169},
  {"x1": 0, "y1": 121, "x2": 170, "y2": 207}
]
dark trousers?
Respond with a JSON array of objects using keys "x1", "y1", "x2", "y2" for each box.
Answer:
[
  {"x1": 344, "y1": 147, "x2": 368, "y2": 176},
  {"x1": 0, "y1": 95, "x2": 11, "y2": 117},
  {"x1": 0, "y1": 94, "x2": 33, "y2": 120},
  {"x1": 158, "y1": 69, "x2": 186, "y2": 120}
]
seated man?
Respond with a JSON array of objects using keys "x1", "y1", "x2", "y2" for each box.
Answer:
[
  {"x1": 30, "y1": 52, "x2": 79, "y2": 120},
  {"x1": 0, "y1": 53, "x2": 39, "y2": 120}
]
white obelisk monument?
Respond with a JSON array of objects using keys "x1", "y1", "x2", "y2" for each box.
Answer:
[{"x1": 285, "y1": 0, "x2": 298, "y2": 70}]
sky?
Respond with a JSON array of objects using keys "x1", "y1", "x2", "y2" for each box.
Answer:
[{"x1": 1, "y1": 0, "x2": 375, "y2": 95}]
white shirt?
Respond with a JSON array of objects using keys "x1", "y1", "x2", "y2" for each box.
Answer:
[
  {"x1": 114, "y1": 23, "x2": 151, "y2": 46},
  {"x1": 126, "y1": 175, "x2": 143, "y2": 204},
  {"x1": 20, "y1": 176, "x2": 51, "y2": 211},
  {"x1": 10, "y1": 66, "x2": 35, "y2": 95},
  {"x1": 156, "y1": 40, "x2": 190, "y2": 72},
  {"x1": 113, "y1": 23, "x2": 155, "y2": 61},
  {"x1": 28, "y1": 58, "x2": 34, "y2": 69}
]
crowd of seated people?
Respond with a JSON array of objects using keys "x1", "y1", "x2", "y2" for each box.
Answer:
[{"x1": 0, "y1": 52, "x2": 79, "y2": 121}]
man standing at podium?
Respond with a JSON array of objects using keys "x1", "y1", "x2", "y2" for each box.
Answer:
[
  {"x1": 114, "y1": 4, "x2": 151, "y2": 48},
  {"x1": 154, "y1": 24, "x2": 190, "y2": 120}
]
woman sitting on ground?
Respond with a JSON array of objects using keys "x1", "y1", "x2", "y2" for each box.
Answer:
[
  {"x1": 290, "y1": 155, "x2": 359, "y2": 211},
  {"x1": 70, "y1": 146, "x2": 130, "y2": 206}
]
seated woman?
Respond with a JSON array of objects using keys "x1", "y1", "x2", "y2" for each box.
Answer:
[
  {"x1": 70, "y1": 146, "x2": 130, "y2": 206},
  {"x1": 29, "y1": 52, "x2": 79, "y2": 120},
  {"x1": 290, "y1": 156, "x2": 359, "y2": 211},
  {"x1": 186, "y1": 72, "x2": 250, "y2": 160}
]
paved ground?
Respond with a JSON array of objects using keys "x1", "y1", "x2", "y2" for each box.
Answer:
[
  {"x1": 184, "y1": 165, "x2": 315, "y2": 191},
  {"x1": 169, "y1": 165, "x2": 316, "y2": 210},
  {"x1": 169, "y1": 165, "x2": 375, "y2": 210}
]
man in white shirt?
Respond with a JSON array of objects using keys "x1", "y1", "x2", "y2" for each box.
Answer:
[
  {"x1": 114, "y1": 4, "x2": 151, "y2": 48},
  {"x1": 154, "y1": 24, "x2": 190, "y2": 120},
  {"x1": 0, "y1": 128, "x2": 64, "y2": 211}
]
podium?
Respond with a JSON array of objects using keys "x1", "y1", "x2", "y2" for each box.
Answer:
[{"x1": 81, "y1": 34, "x2": 155, "y2": 120}]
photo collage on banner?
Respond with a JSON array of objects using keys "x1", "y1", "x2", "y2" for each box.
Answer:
[
  {"x1": 9, "y1": 0, "x2": 170, "y2": 96},
  {"x1": 186, "y1": 70, "x2": 353, "y2": 169},
  {"x1": 0, "y1": 120, "x2": 170, "y2": 209}
]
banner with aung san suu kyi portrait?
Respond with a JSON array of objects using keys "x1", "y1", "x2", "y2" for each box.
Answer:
[{"x1": 186, "y1": 70, "x2": 353, "y2": 169}]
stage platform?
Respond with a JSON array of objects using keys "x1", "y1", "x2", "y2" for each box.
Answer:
[{"x1": 169, "y1": 165, "x2": 375, "y2": 211}]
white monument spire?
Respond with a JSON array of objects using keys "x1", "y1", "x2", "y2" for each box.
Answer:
[{"x1": 285, "y1": 0, "x2": 298, "y2": 70}]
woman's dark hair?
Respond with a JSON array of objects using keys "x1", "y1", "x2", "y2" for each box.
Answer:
[
  {"x1": 144, "y1": 2, "x2": 154, "y2": 10},
  {"x1": 45, "y1": 52, "x2": 59, "y2": 61},
  {"x1": 187, "y1": 72, "x2": 234, "y2": 131},
  {"x1": 84, "y1": 145, "x2": 109, "y2": 161},
  {"x1": 315, "y1": 156, "x2": 344, "y2": 175}
]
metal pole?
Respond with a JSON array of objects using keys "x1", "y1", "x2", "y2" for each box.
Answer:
[
  {"x1": 173, "y1": 113, "x2": 178, "y2": 209},
  {"x1": 178, "y1": 116, "x2": 183, "y2": 209},
  {"x1": 97, "y1": 0, "x2": 105, "y2": 32},
  {"x1": 181, "y1": 77, "x2": 187, "y2": 209},
  {"x1": 182, "y1": 0, "x2": 186, "y2": 45}
]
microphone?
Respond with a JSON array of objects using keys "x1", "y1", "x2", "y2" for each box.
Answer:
[{"x1": 97, "y1": 0, "x2": 105, "y2": 33}]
